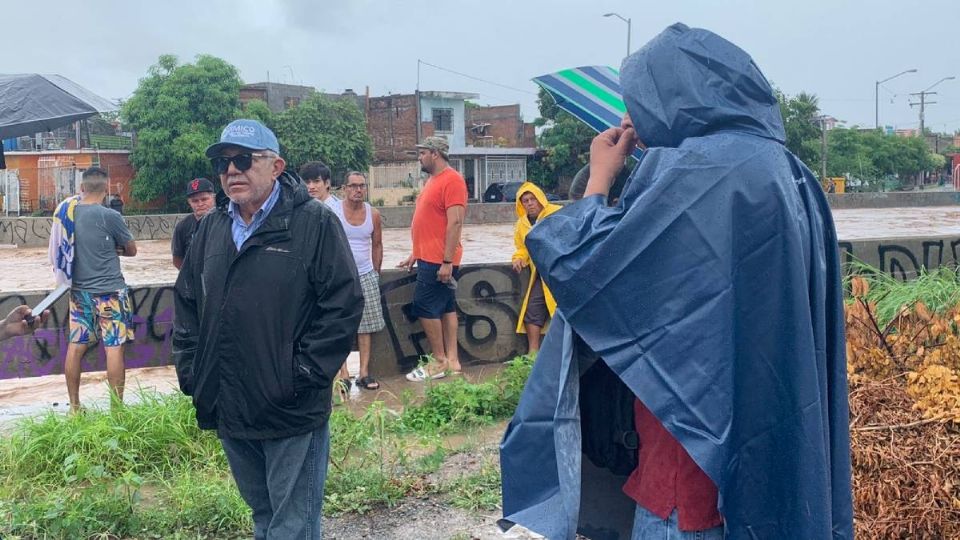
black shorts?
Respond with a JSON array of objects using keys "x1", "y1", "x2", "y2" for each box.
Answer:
[
  {"x1": 413, "y1": 260, "x2": 460, "y2": 319},
  {"x1": 523, "y1": 276, "x2": 549, "y2": 327}
]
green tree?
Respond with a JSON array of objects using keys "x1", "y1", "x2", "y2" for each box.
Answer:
[
  {"x1": 823, "y1": 128, "x2": 944, "y2": 190},
  {"x1": 825, "y1": 128, "x2": 876, "y2": 179},
  {"x1": 272, "y1": 93, "x2": 372, "y2": 181},
  {"x1": 776, "y1": 90, "x2": 822, "y2": 172},
  {"x1": 243, "y1": 99, "x2": 275, "y2": 129},
  {"x1": 527, "y1": 88, "x2": 595, "y2": 189},
  {"x1": 122, "y1": 54, "x2": 242, "y2": 207}
]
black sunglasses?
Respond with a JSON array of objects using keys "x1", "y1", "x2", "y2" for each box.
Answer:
[{"x1": 210, "y1": 152, "x2": 273, "y2": 175}]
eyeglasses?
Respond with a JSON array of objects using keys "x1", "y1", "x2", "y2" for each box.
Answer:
[
  {"x1": 210, "y1": 152, "x2": 274, "y2": 174},
  {"x1": 344, "y1": 183, "x2": 367, "y2": 190}
]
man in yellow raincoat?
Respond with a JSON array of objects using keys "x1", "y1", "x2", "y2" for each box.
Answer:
[{"x1": 511, "y1": 182, "x2": 562, "y2": 354}]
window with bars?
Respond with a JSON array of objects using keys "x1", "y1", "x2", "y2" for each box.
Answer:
[{"x1": 432, "y1": 108, "x2": 453, "y2": 132}]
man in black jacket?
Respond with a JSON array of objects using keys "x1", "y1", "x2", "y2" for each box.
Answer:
[{"x1": 173, "y1": 119, "x2": 363, "y2": 539}]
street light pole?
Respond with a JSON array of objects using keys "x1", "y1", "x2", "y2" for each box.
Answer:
[
  {"x1": 875, "y1": 68, "x2": 917, "y2": 129},
  {"x1": 603, "y1": 12, "x2": 632, "y2": 58}
]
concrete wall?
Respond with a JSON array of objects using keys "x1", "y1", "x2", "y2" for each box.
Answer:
[
  {"x1": 0, "y1": 206, "x2": 513, "y2": 246},
  {"x1": 0, "y1": 214, "x2": 185, "y2": 247},
  {"x1": 420, "y1": 96, "x2": 467, "y2": 149},
  {"x1": 4, "y1": 234, "x2": 960, "y2": 380},
  {"x1": 0, "y1": 265, "x2": 526, "y2": 380},
  {"x1": 825, "y1": 191, "x2": 960, "y2": 209},
  {"x1": 377, "y1": 202, "x2": 517, "y2": 228},
  {"x1": 838, "y1": 234, "x2": 960, "y2": 280}
]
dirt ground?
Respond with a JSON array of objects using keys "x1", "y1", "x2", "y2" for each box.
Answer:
[{"x1": 324, "y1": 431, "x2": 546, "y2": 540}]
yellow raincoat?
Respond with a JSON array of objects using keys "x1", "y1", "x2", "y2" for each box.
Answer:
[{"x1": 511, "y1": 182, "x2": 562, "y2": 334}]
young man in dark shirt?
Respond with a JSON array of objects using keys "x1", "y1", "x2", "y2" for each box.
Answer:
[{"x1": 171, "y1": 178, "x2": 216, "y2": 269}]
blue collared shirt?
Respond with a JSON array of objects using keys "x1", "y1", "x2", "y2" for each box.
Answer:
[{"x1": 227, "y1": 180, "x2": 282, "y2": 250}]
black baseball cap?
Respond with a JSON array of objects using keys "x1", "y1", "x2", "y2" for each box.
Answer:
[{"x1": 186, "y1": 177, "x2": 215, "y2": 196}]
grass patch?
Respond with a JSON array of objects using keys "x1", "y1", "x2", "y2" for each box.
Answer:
[
  {"x1": 0, "y1": 392, "x2": 249, "y2": 538},
  {"x1": 446, "y1": 460, "x2": 502, "y2": 512},
  {"x1": 0, "y1": 355, "x2": 535, "y2": 537},
  {"x1": 399, "y1": 355, "x2": 533, "y2": 433},
  {"x1": 847, "y1": 262, "x2": 960, "y2": 327}
]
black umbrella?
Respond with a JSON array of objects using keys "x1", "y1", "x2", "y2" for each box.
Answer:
[{"x1": 0, "y1": 74, "x2": 117, "y2": 168}]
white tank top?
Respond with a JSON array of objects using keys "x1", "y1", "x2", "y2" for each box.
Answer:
[{"x1": 335, "y1": 202, "x2": 374, "y2": 275}]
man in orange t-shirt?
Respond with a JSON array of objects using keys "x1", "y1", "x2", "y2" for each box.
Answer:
[{"x1": 398, "y1": 136, "x2": 467, "y2": 382}]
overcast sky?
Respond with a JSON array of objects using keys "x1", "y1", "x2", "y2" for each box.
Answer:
[{"x1": 5, "y1": 0, "x2": 959, "y2": 133}]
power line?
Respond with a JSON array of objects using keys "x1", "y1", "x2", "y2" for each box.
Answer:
[
  {"x1": 418, "y1": 60, "x2": 537, "y2": 96},
  {"x1": 910, "y1": 91, "x2": 938, "y2": 135}
]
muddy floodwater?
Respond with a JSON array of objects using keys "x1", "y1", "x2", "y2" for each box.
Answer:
[{"x1": 4, "y1": 208, "x2": 960, "y2": 292}]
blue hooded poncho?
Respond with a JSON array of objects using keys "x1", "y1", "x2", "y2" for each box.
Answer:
[{"x1": 500, "y1": 23, "x2": 852, "y2": 539}]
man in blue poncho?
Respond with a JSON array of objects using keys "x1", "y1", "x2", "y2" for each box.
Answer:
[{"x1": 500, "y1": 23, "x2": 852, "y2": 539}]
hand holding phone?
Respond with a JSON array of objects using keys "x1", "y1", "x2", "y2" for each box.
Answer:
[
  {"x1": 26, "y1": 283, "x2": 70, "y2": 324},
  {"x1": 1, "y1": 305, "x2": 47, "y2": 340}
]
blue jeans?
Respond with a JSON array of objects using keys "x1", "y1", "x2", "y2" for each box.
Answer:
[
  {"x1": 632, "y1": 506, "x2": 724, "y2": 540},
  {"x1": 221, "y1": 424, "x2": 331, "y2": 540}
]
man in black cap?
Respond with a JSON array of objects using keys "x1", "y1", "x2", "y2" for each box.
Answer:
[{"x1": 171, "y1": 178, "x2": 216, "y2": 269}]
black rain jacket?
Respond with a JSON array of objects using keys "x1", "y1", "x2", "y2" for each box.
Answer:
[{"x1": 173, "y1": 171, "x2": 363, "y2": 439}]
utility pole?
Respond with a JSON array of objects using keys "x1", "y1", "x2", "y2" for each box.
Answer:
[
  {"x1": 910, "y1": 76, "x2": 956, "y2": 137},
  {"x1": 909, "y1": 90, "x2": 935, "y2": 137},
  {"x1": 415, "y1": 59, "x2": 422, "y2": 145}
]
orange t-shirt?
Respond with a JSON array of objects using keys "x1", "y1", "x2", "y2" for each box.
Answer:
[{"x1": 411, "y1": 167, "x2": 468, "y2": 265}]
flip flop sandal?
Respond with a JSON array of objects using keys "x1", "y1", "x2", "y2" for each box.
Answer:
[
  {"x1": 405, "y1": 366, "x2": 447, "y2": 382},
  {"x1": 358, "y1": 376, "x2": 380, "y2": 390}
]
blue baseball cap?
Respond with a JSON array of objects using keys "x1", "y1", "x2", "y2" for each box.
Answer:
[{"x1": 205, "y1": 119, "x2": 280, "y2": 158}]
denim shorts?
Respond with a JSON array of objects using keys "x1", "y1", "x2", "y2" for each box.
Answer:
[{"x1": 412, "y1": 260, "x2": 460, "y2": 319}]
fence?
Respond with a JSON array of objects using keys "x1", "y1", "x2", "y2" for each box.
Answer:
[
  {"x1": 0, "y1": 170, "x2": 21, "y2": 215},
  {"x1": 368, "y1": 161, "x2": 424, "y2": 190},
  {"x1": 0, "y1": 163, "x2": 133, "y2": 215}
]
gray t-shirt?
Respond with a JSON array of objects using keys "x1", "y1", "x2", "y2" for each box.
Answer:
[{"x1": 72, "y1": 204, "x2": 133, "y2": 293}]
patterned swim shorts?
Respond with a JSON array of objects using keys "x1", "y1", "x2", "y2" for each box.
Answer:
[{"x1": 68, "y1": 288, "x2": 134, "y2": 346}]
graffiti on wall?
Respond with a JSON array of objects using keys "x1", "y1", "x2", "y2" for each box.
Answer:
[
  {"x1": 0, "y1": 218, "x2": 51, "y2": 246},
  {"x1": 0, "y1": 287, "x2": 176, "y2": 379},
  {"x1": 0, "y1": 215, "x2": 184, "y2": 247},
  {"x1": 122, "y1": 216, "x2": 183, "y2": 242},
  {"x1": 5, "y1": 236, "x2": 960, "y2": 380},
  {"x1": 839, "y1": 236, "x2": 960, "y2": 281},
  {"x1": 0, "y1": 266, "x2": 527, "y2": 380},
  {"x1": 376, "y1": 266, "x2": 526, "y2": 372}
]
